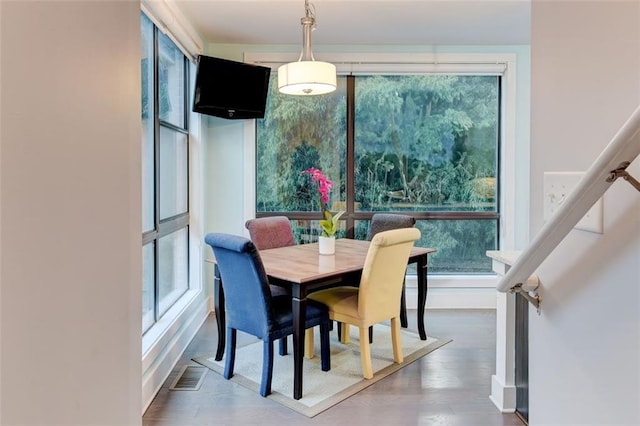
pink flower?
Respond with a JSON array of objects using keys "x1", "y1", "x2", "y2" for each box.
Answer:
[
  {"x1": 302, "y1": 167, "x2": 345, "y2": 237},
  {"x1": 303, "y1": 167, "x2": 333, "y2": 206}
]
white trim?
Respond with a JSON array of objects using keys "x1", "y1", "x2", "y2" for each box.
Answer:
[
  {"x1": 246, "y1": 52, "x2": 513, "y2": 74},
  {"x1": 419, "y1": 274, "x2": 497, "y2": 288},
  {"x1": 406, "y1": 274, "x2": 498, "y2": 309},
  {"x1": 141, "y1": 290, "x2": 208, "y2": 413},
  {"x1": 490, "y1": 375, "x2": 517, "y2": 413},
  {"x1": 142, "y1": 289, "x2": 197, "y2": 365},
  {"x1": 501, "y1": 56, "x2": 518, "y2": 251},
  {"x1": 489, "y1": 262, "x2": 518, "y2": 413},
  {"x1": 141, "y1": 0, "x2": 203, "y2": 61},
  {"x1": 243, "y1": 119, "x2": 257, "y2": 236}
]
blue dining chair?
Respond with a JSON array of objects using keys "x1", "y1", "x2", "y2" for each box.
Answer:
[
  {"x1": 204, "y1": 232, "x2": 331, "y2": 397},
  {"x1": 245, "y1": 216, "x2": 296, "y2": 355}
]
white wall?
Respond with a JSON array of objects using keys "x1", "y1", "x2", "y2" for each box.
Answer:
[
  {"x1": 0, "y1": 2, "x2": 142, "y2": 425},
  {"x1": 530, "y1": 1, "x2": 640, "y2": 424},
  {"x1": 203, "y1": 116, "x2": 249, "y2": 235}
]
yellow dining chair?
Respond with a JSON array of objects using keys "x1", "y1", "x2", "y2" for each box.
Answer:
[
  {"x1": 308, "y1": 228, "x2": 421, "y2": 379},
  {"x1": 367, "y1": 213, "x2": 416, "y2": 329},
  {"x1": 336, "y1": 213, "x2": 417, "y2": 344}
]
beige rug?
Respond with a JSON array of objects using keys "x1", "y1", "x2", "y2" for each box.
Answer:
[{"x1": 193, "y1": 324, "x2": 451, "y2": 417}]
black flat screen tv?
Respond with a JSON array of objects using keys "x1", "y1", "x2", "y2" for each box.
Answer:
[{"x1": 192, "y1": 55, "x2": 271, "y2": 120}]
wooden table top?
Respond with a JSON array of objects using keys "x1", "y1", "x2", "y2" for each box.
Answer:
[{"x1": 258, "y1": 238, "x2": 436, "y2": 284}]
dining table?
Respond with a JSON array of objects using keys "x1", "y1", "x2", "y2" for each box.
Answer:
[{"x1": 209, "y1": 238, "x2": 436, "y2": 400}]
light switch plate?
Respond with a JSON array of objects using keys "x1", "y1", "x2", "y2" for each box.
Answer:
[{"x1": 543, "y1": 171, "x2": 604, "y2": 234}]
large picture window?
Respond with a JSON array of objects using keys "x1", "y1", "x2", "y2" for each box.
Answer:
[
  {"x1": 141, "y1": 13, "x2": 190, "y2": 334},
  {"x1": 256, "y1": 73, "x2": 500, "y2": 274}
]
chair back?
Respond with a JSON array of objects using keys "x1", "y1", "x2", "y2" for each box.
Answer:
[
  {"x1": 204, "y1": 233, "x2": 273, "y2": 338},
  {"x1": 366, "y1": 213, "x2": 416, "y2": 241},
  {"x1": 358, "y1": 228, "x2": 421, "y2": 321},
  {"x1": 245, "y1": 216, "x2": 295, "y2": 250}
]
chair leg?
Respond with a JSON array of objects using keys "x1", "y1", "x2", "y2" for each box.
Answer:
[
  {"x1": 340, "y1": 322, "x2": 350, "y2": 344},
  {"x1": 390, "y1": 316, "x2": 404, "y2": 364},
  {"x1": 370, "y1": 278, "x2": 408, "y2": 340},
  {"x1": 223, "y1": 328, "x2": 236, "y2": 380},
  {"x1": 358, "y1": 326, "x2": 373, "y2": 379},
  {"x1": 400, "y1": 279, "x2": 408, "y2": 328},
  {"x1": 304, "y1": 328, "x2": 315, "y2": 359},
  {"x1": 260, "y1": 339, "x2": 274, "y2": 397},
  {"x1": 319, "y1": 322, "x2": 331, "y2": 372},
  {"x1": 337, "y1": 321, "x2": 353, "y2": 342},
  {"x1": 279, "y1": 337, "x2": 288, "y2": 356}
]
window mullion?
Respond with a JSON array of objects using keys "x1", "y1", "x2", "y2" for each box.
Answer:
[
  {"x1": 152, "y1": 25, "x2": 161, "y2": 324},
  {"x1": 346, "y1": 75, "x2": 355, "y2": 238}
]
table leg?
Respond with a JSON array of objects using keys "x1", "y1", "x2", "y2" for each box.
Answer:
[
  {"x1": 292, "y1": 291, "x2": 306, "y2": 400},
  {"x1": 416, "y1": 255, "x2": 428, "y2": 340},
  {"x1": 213, "y1": 264, "x2": 226, "y2": 361},
  {"x1": 400, "y1": 283, "x2": 408, "y2": 328}
]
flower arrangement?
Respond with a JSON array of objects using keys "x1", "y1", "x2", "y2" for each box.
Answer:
[{"x1": 302, "y1": 167, "x2": 345, "y2": 238}]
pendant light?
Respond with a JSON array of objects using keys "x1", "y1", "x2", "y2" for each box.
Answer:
[{"x1": 277, "y1": 0, "x2": 336, "y2": 96}]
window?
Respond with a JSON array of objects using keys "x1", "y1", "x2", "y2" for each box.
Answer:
[
  {"x1": 141, "y1": 13, "x2": 190, "y2": 334},
  {"x1": 256, "y1": 73, "x2": 500, "y2": 274}
]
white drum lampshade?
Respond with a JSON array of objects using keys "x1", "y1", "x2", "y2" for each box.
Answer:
[
  {"x1": 278, "y1": 60, "x2": 336, "y2": 95},
  {"x1": 277, "y1": 0, "x2": 336, "y2": 96}
]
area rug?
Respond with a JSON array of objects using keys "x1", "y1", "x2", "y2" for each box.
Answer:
[{"x1": 193, "y1": 324, "x2": 451, "y2": 417}]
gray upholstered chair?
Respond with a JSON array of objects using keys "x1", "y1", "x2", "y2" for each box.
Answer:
[{"x1": 367, "y1": 213, "x2": 416, "y2": 241}]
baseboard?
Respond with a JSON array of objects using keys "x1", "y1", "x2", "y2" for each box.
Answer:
[
  {"x1": 405, "y1": 274, "x2": 498, "y2": 309},
  {"x1": 490, "y1": 374, "x2": 517, "y2": 412},
  {"x1": 141, "y1": 292, "x2": 210, "y2": 413}
]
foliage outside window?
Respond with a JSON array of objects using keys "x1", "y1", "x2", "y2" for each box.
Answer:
[
  {"x1": 256, "y1": 73, "x2": 499, "y2": 274},
  {"x1": 141, "y1": 13, "x2": 190, "y2": 334}
]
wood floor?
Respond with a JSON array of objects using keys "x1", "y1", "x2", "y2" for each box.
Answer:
[{"x1": 143, "y1": 309, "x2": 524, "y2": 426}]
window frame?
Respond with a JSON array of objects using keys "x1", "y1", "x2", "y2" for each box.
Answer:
[
  {"x1": 245, "y1": 52, "x2": 516, "y2": 275},
  {"x1": 141, "y1": 13, "x2": 191, "y2": 335},
  {"x1": 255, "y1": 74, "x2": 501, "y2": 232}
]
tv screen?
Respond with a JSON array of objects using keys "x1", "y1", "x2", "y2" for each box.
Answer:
[{"x1": 192, "y1": 55, "x2": 271, "y2": 120}]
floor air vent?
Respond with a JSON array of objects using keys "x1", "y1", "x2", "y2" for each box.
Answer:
[{"x1": 169, "y1": 365, "x2": 206, "y2": 391}]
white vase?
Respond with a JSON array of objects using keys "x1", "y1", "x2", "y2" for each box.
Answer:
[{"x1": 318, "y1": 236, "x2": 336, "y2": 255}]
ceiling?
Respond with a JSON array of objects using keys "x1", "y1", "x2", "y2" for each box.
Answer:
[{"x1": 174, "y1": 0, "x2": 531, "y2": 47}]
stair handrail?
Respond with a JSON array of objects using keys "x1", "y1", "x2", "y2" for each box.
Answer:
[{"x1": 497, "y1": 105, "x2": 640, "y2": 309}]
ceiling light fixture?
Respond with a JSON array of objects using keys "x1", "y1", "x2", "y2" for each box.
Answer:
[{"x1": 277, "y1": 0, "x2": 336, "y2": 96}]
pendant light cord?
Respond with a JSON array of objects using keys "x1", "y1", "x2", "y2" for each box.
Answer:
[{"x1": 299, "y1": 0, "x2": 317, "y2": 61}]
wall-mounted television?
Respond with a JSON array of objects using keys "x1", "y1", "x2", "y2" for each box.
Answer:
[{"x1": 192, "y1": 55, "x2": 271, "y2": 120}]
